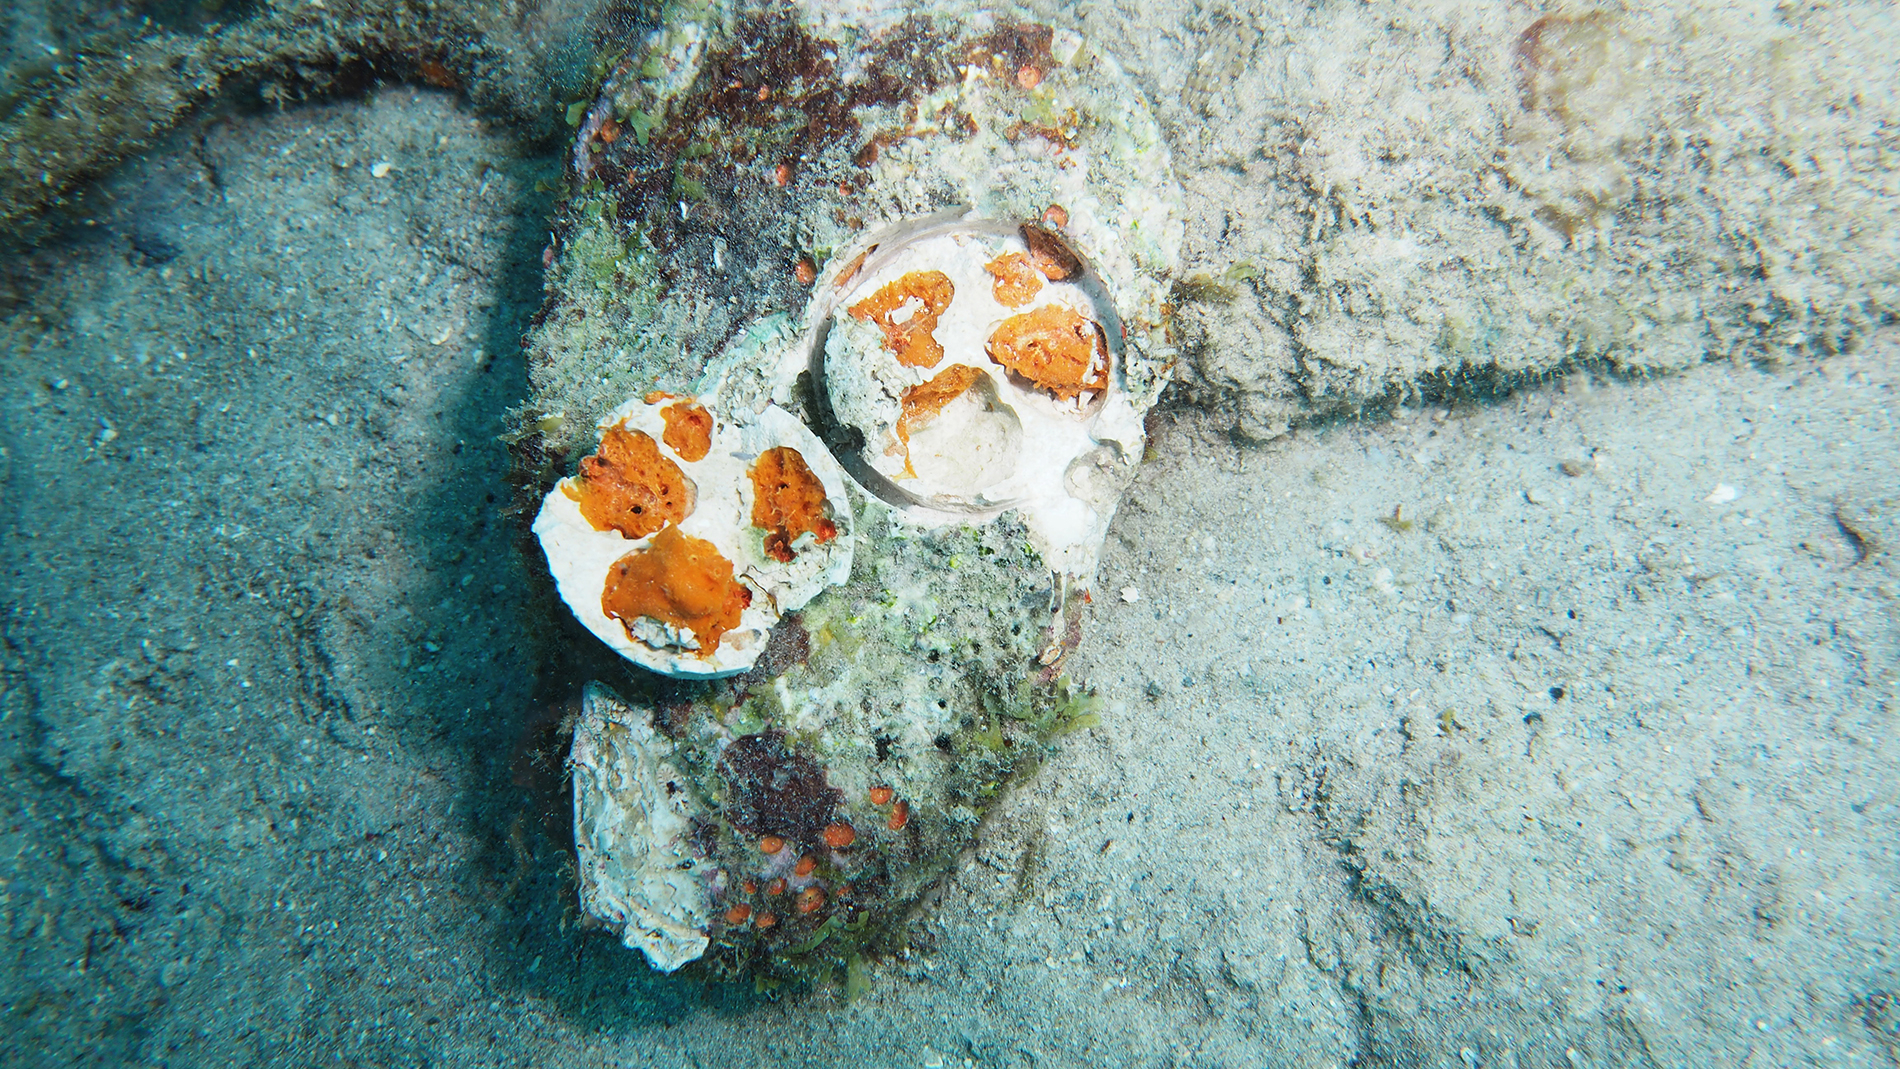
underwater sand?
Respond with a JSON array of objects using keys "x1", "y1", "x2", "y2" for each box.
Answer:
[{"x1": 2, "y1": 70, "x2": 1897, "y2": 1069}]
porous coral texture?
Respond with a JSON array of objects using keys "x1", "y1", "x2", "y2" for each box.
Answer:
[
  {"x1": 984, "y1": 252, "x2": 1044, "y2": 306},
  {"x1": 848, "y1": 270, "x2": 955, "y2": 369},
  {"x1": 987, "y1": 305, "x2": 1109, "y2": 401},
  {"x1": 749, "y1": 447, "x2": 837, "y2": 563},
  {"x1": 659, "y1": 400, "x2": 713, "y2": 462},
  {"x1": 599, "y1": 525, "x2": 750, "y2": 656},
  {"x1": 568, "y1": 424, "x2": 693, "y2": 538}
]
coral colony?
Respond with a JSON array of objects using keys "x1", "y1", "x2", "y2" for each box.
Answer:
[{"x1": 527, "y1": 1, "x2": 1181, "y2": 985}]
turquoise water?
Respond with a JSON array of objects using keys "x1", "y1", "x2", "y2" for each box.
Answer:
[{"x1": 3, "y1": 5, "x2": 1897, "y2": 1067}]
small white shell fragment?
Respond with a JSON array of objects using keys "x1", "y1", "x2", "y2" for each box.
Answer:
[
  {"x1": 1704, "y1": 483, "x2": 1739, "y2": 504},
  {"x1": 569, "y1": 683, "x2": 712, "y2": 972},
  {"x1": 533, "y1": 396, "x2": 854, "y2": 678},
  {"x1": 1119, "y1": 586, "x2": 1140, "y2": 603}
]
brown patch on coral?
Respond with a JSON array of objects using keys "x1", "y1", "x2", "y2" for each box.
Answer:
[
  {"x1": 750, "y1": 447, "x2": 837, "y2": 563},
  {"x1": 967, "y1": 22, "x2": 1055, "y2": 79},
  {"x1": 894, "y1": 364, "x2": 986, "y2": 479},
  {"x1": 848, "y1": 270, "x2": 955, "y2": 369},
  {"x1": 985, "y1": 252, "x2": 1043, "y2": 307},
  {"x1": 566, "y1": 424, "x2": 693, "y2": 538},
  {"x1": 600, "y1": 525, "x2": 751, "y2": 657},
  {"x1": 987, "y1": 305, "x2": 1109, "y2": 401},
  {"x1": 1020, "y1": 223, "x2": 1081, "y2": 281},
  {"x1": 718, "y1": 730, "x2": 843, "y2": 845},
  {"x1": 659, "y1": 400, "x2": 713, "y2": 462}
]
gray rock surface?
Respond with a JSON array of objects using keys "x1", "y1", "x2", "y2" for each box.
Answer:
[
  {"x1": 1, "y1": 32, "x2": 1896, "y2": 1069},
  {"x1": 1064, "y1": 0, "x2": 1900, "y2": 436}
]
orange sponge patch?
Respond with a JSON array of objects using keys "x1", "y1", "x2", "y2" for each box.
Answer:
[
  {"x1": 749, "y1": 447, "x2": 837, "y2": 563},
  {"x1": 660, "y1": 400, "x2": 713, "y2": 462},
  {"x1": 984, "y1": 252, "x2": 1043, "y2": 307},
  {"x1": 848, "y1": 270, "x2": 955, "y2": 369},
  {"x1": 986, "y1": 305, "x2": 1109, "y2": 401},
  {"x1": 895, "y1": 364, "x2": 986, "y2": 478},
  {"x1": 568, "y1": 425, "x2": 693, "y2": 538},
  {"x1": 600, "y1": 525, "x2": 752, "y2": 657}
]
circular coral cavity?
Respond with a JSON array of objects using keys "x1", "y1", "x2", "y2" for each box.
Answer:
[
  {"x1": 534, "y1": 393, "x2": 855, "y2": 678},
  {"x1": 724, "y1": 903, "x2": 752, "y2": 925},
  {"x1": 887, "y1": 800, "x2": 909, "y2": 831},
  {"x1": 810, "y1": 214, "x2": 1126, "y2": 543},
  {"x1": 795, "y1": 886, "x2": 826, "y2": 914},
  {"x1": 794, "y1": 855, "x2": 817, "y2": 877},
  {"x1": 758, "y1": 835, "x2": 786, "y2": 855},
  {"x1": 868, "y1": 786, "x2": 894, "y2": 806},
  {"x1": 822, "y1": 822, "x2": 857, "y2": 849}
]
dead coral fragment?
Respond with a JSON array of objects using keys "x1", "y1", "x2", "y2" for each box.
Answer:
[
  {"x1": 750, "y1": 447, "x2": 838, "y2": 563},
  {"x1": 894, "y1": 364, "x2": 986, "y2": 479},
  {"x1": 660, "y1": 400, "x2": 713, "y2": 462},
  {"x1": 848, "y1": 270, "x2": 955, "y2": 369},
  {"x1": 985, "y1": 252, "x2": 1044, "y2": 307},
  {"x1": 986, "y1": 305, "x2": 1109, "y2": 401},
  {"x1": 567, "y1": 424, "x2": 694, "y2": 538},
  {"x1": 600, "y1": 525, "x2": 751, "y2": 656}
]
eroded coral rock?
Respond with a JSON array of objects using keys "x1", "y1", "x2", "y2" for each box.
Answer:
[{"x1": 533, "y1": 0, "x2": 1181, "y2": 982}]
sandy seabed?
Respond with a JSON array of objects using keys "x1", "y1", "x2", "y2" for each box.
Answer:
[{"x1": 1, "y1": 78, "x2": 1896, "y2": 1069}]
